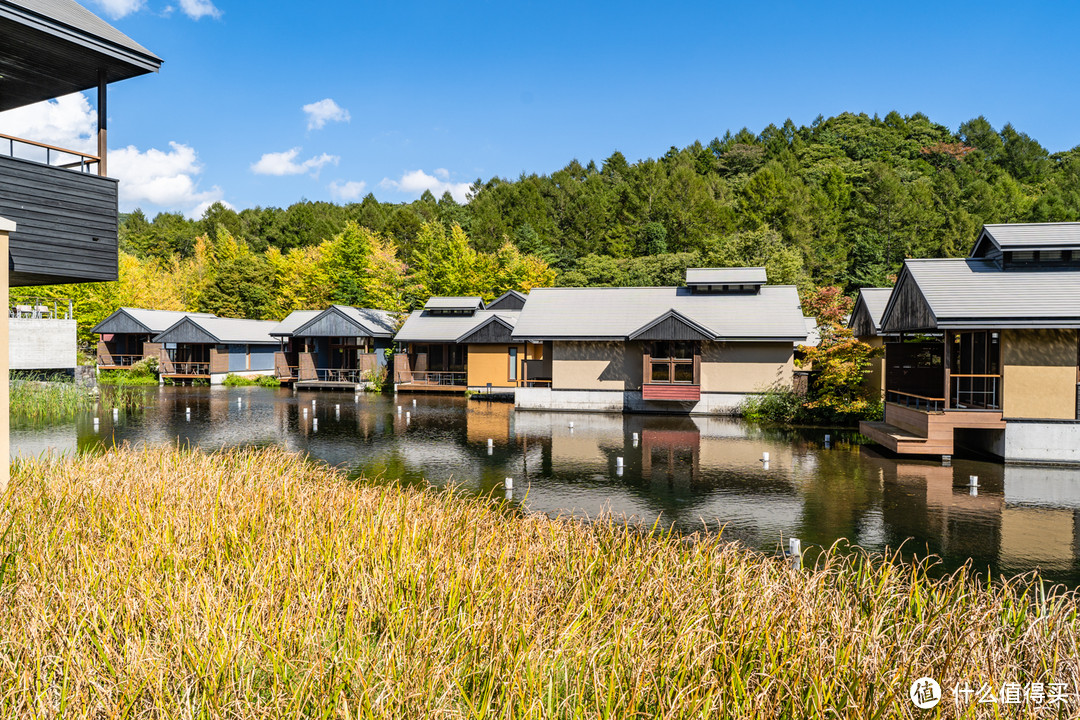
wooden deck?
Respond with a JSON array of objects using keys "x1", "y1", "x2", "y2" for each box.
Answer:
[{"x1": 859, "y1": 402, "x2": 1005, "y2": 456}]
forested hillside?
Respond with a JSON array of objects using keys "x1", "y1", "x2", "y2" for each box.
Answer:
[{"x1": 17, "y1": 111, "x2": 1080, "y2": 339}]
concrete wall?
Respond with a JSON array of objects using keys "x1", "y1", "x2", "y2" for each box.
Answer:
[
  {"x1": 1001, "y1": 421, "x2": 1080, "y2": 465},
  {"x1": 1001, "y1": 329, "x2": 1078, "y2": 420},
  {"x1": 8, "y1": 318, "x2": 76, "y2": 370},
  {"x1": 515, "y1": 387, "x2": 750, "y2": 415},
  {"x1": 699, "y1": 341, "x2": 793, "y2": 393}
]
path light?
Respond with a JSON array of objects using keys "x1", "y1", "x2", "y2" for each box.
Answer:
[
  {"x1": 487, "y1": 438, "x2": 493, "y2": 448},
  {"x1": 568, "y1": 421, "x2": 574, "y2": 429},
  {"x1": 632, "y1": 432, "x2": 638, "y2": 441},
  {"x1": 335, "y1": 404, "x2": 340, "y2": 420},
  {"x1": 237, "y1": 397, "x2": 242, "y2": 407},
  {"x1": 406, "y1": 412, "x2": 410, "y2": 424},
  {"x1": 968, "y1": 475, "x2": 979, "y2": 487},
  {"x1": 397, "y1": 405, "x2": 402, "y2": 414},
  {"x1": 302, "y1": 408, "x2": 308, "y2": 417},
  {"x1": 788, "y1": 538, "x2": 802, "y2": 570},
  {"x1": 112, "y1": 408, "x2": 118, "y2": 420},
  {"x1": 616, "y1": 456, "x2": 624, "y2": 468},
  {"x1": 761, "y1": 451, "x2": 770, "y2": 463},
  {"x1": 93, "y1": 417, "x2": 99, "y2": 430},
  {"x1": 185, "y1": 407, "x2": 191, "y2": 420},
  {"x1": 412, "y1": 398, "x2": 417, "y2": 407},
  {"x1": 313, "y1": 418, "x2": 318, "y2": 431},
  {"x1": 504, "y1": 477, "x2": 513, "y2": 489}
]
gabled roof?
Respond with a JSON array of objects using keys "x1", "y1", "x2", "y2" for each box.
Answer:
[
  {"x1": 627, "y1": 309, "x2": 715, "y2": 341},
  {"x1": 269, "y1": 309, "x2": 322, "y2": 337},
  {"x1": 971, "y1": 222, "x2": 1080, "y2": 258},
  {"x1": 153, "y1": 316, "x2": 280, "y2": 345},
  {"x1": 847, "y1": 288, "x2": 893, "y2": 335},
  {"x1": 395, "y1": 309, "x2": 519, "y2": 343},
  {"x1": 685, "y1": 267, "x2": 767, "y2": 285},
  {"x1": 511, "y1": 286, "x2": 807, "y2": 342},
  {"x1": 485, "y1": 289, "x2": 528, "y2": 310},
  {"x1": 456, "y1": 313, "x2": 516, "y2": 343},
  {"x1": 91, "y1": 307, "x2": 215, "y2": 335},
  {"x1": 290, "y1": 305, "x2": 397, "y2": 338},
  {"x1": 879, "y1": 258, "x2": 1080, "y2": 331},
  {"x1": 423, "y1": 296, "x2": 484, "y2": 311},
  {"x1": 0, "y1": 0, "x2": 163, "y2": 112}
]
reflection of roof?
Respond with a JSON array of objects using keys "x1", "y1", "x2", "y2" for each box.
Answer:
[
  {"x1": 154, "y1": 316, "x2": 280, "y2": 345},
  {"x1": 92, "y1": 308, "x2": 215, "y2": 334},
  {"x1": 395, "y1": 309, "x2": 519, "y2": 343},
  {"x1": 269, "y1": 309, "x2": 321, "y2": 337},
  {"x1": 849, "y1": 288, "x2": 893, "y2": 334},
  {"x1": 511, "y1": 286, "x2": 807, "y2": 341},
  {"x1": 685, "y1": 267, "x2": 767, "y2": 285},
  {"x1": 889, "y1": 259, "x2": 1080, "y2": 328},
  {"x1": 423, "y1": 296, "x2": 484, "y2": 310}
]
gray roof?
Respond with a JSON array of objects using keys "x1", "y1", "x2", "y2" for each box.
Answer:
[
  {"x1": 801, "y1": 317, "x2": 820, "y2": 347},
  {"x1": 269, "y1": 309, "x2": 322, "y2": 337},
  {"x1": 976, "y1": 222, "x2": 1080, "y2": 254},
  {"x1": 511, "y1": 286, "x2": 807, "y2": 341},
  {"x1": 154, "y1": 316, "x2": 280, "y2": 345},
  {"x1": 423, "y1": 296, "x2": 484, "y2": 310},
  {"x1": 892, "y1": 259, "x2": 1080, "y2": 328},
  {"x1": 852, "y1": 288, "x2": 893, "y2": 333},
  {"x1": 685, "y1": 267, "x2": 767, "y2": 285},
  {"x1": 5, "y1": 0, "x2": 158, "y2": 58},
  {"x1": 395, "y1": 309, "x2": 519, "y2": 343},
  {"x1": 331, "y1": 305, "x2": 398, "y2": 336},
  {"x1": 91, "y1": 307, "x2": 215, "y2": 334}
]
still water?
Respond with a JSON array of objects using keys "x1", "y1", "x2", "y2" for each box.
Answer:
[{"x1": 11, "y1": 386, "x2": 1080, "y2": 587}]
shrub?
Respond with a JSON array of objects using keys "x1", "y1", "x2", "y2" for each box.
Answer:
[{"x1": 362, "y1": 365, "x2": 389, "y2": 393}]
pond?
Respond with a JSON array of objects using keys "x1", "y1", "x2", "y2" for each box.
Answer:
[{"x1": 11, "y1": 385, "x2": 1080, "y2": 587}]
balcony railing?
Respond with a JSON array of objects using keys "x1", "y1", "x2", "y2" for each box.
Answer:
[
  {"x1": 9, "y1": 297, "x2": 74, "y2": 320},
  {"x1": 0, "y1": 134, "x2": 100, "y2": 174},
  {"x1": 400, "y1": 371, "x2": 467, "y2": 387},
  {"x1": 99, "y1": 354, "x2": 145, "y2": 367},
  {"x1": 165, "y1": 362, "x2": 209, "y2": 376},
  {"x1": 886, "y1": 390, "x2": 945, "y2": 412},
  {"x1": 950, "y1": 374, "x2": 1001, "y2": 410}
]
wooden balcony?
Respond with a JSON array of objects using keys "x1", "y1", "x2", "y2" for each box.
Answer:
[
  {"x1": 860, "y1": 402, "x2": 1005, "y2": 456},
  {"x1": 0, "y1": 144, "x2": 118, "y2": 287}
]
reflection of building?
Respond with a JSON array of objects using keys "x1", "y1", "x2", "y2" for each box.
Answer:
[
  {"x1": 270, "y1": 305, "x2": 396, "y2": 390},
  {"x1": 512, "y1": 268, "x2": 808, "y2": 414},
  {"x1": 861, "y1": 223, "x2": 1080, "y2": 463},
  {"x1": 848, "y1": 288, "x2": 893, "y2": 398},
  {"x1": 394, "y1": 292, "x2": 540, "y2": 393}
]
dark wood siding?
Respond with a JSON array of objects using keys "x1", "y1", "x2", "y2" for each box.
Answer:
[
  {"x1": 486, "y1": 292, "x2": 526, "y2": 310},
  {"x1": 880, "y1": 272, "x2": 937, "y2": 333},
  {"x1": 459, "y1": 318, "x2": 514, "y2": 344},
  {"x1": 1, "y1": 155, "x2": 118, "y2": 286},
  {"x1": 154, "y1": 318, "x2": 216, "y2": 344},
  {"x1": 93, "y1": 309, "x2": 150, "y2": 335},
  {"x1": 295, "y1": 309, "x2": 370, "y2": 338},
  {"x1": 633, "y1": 315, "x2": 711, "y2": 341},
  {"x1": 850, "y1": 300, "x2": 877, "y2": 338}
]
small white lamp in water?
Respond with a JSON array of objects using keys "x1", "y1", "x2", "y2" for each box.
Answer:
[
  {"x1": 112, "y1": 407, "x2": 118, "y2": 420},
  {"x1": 504, "y1": 477, "x2": 513, "y2": 489},
  {"x1": 313, "y1": 418, "x2": 318, "y2": 431},
  {"x1": 788, "y1": 538, "x2": 802, "y2": 570}
]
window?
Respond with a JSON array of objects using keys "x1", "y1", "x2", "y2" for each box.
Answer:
[
  {"x1": 508, "y1": 347, "x2": 517, "y2": 381},
  {"x1": 647, "y1": 341, "x2": 698, "y2": 384}
]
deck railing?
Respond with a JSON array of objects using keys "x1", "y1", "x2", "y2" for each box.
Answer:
[
  {"x1": 9, "y1": 297, "x2": 75, "y2": 320},
  {"x1": 0, "y1": 133, "x2": 100, "y2": 174},
  {"x1": 886, "y1": 390, "x2": 945, "y2": 412},
  {"x1": 402, "y1": 371, "x2": 467, "y2": 387},
  {"x1": 99, "y1": 354, "x2": 144, "y2": 367},
  {"x1": 950, "y1": 374, "x2": 1001, "y2": 410},
  {"x1": 164, "y1": 362, "x2": 210, "y2": 376}
]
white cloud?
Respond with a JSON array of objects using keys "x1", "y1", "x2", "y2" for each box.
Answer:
[
  {"x1": 379, "y1": 169, "x2": 473, "y2": 203},
  {"x1": 328, "y1": 180, "x2": 368, "y2": 202},
  {"x1": 110, "y1": 142, "x2": 225, "y2": 218},
  {"x1": 178, "y1": 0, "x2": 221, "y2": 19},
  {"x1": 0, "y1": 93, "x2": 96, "y2": 155},
  {"x1": 88, "y1": 0, "x2": 145, "y2": 19},
  {"x1": 251, "y1": 148, "x2": 339, "y2": 177},
  {"x1": 303, "y1": 98, "x2": 351, "y2": 131}
]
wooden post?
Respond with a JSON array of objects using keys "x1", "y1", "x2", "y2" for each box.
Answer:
[
  {"x1": 0, "y1": 218, "x2": 12, "y2": 492},
  {"x1": 943, "y1": 330, "x2": 951, "y2": 409},
  {"x1": 97, "y1": 70, "x2": 107, "y2": 177}
]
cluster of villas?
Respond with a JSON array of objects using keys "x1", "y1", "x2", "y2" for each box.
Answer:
[{"x1": 92, "y1": 221, "x2": 1080, "y2": 465}]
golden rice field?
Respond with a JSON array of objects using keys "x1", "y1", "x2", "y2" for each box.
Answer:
[{"x1": 0, "y1": 446, "x2": 1078, "y2": 718}]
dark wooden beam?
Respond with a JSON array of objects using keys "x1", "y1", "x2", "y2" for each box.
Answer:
[{"x1": 97, "y1": 70, "x2": 107, "y2": 177}]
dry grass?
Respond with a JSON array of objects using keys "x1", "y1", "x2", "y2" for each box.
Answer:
[{"x1": 1, "y1": 446, "x2": 1078, "y2": 718}]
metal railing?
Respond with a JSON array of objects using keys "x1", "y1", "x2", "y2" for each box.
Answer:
[
  {"x1": 401, "y1": 370, "x2": 467, "y2": 387},
  {"x1": 9, "y1": 297, "x2": 74, "y2": 320},
  {"x1": 950, "y1": 374, "x2": 1001, "y2": 410},
  {"x1": 99, "y1": 354, "x2": 145, "y2": 367},
  {"x1": 165, "y1": 362, "x2": 210, "y2": 376},
  {"x1": 1, "y1": 133, "x2": 100, "y2": 174},
  {"x1": 276, "y1": 365, "x2": 299, "y2": 380},
  {"x1": 886, "y1": 390, "x2": 945, "y2": 412}
]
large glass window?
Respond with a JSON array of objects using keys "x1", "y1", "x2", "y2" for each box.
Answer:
[
  {"x1": 647, "y1": 341, "x2": 698, "y2": 384},
  {"x1": 508, "y1": 347, "x2": 517, "y2": 380}
]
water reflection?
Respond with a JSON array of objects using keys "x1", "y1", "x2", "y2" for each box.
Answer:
[{"x1": 10, "y1": 386, "x2": 1080, "y2": 586}]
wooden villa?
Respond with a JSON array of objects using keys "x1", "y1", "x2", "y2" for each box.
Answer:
[
  {"x1": 510, "y1": 268, "x2": 808, "y2": 414},
  {"x1": 848, "y1": 287, "x2": 894, "y2": 398},
  {"x1": 92, "y1": 308, "x2": 215, "y2": 370},
  {"x1": 269, "y1": 305, "x2": 397, "y2": 390},
  {"x1": 859, "y1": 222, "x2": 1080, "y2": 464},
  {"x1": 392, "y1": 291, "x2": 541, "y2": 393},
  {"x1": 152, "y1": 316, "x2": 279, "y2": 384}
]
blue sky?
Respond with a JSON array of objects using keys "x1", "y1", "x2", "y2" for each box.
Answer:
[{"x1": 3, "y1": 0, "x2": 1079, "y2": 217}]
